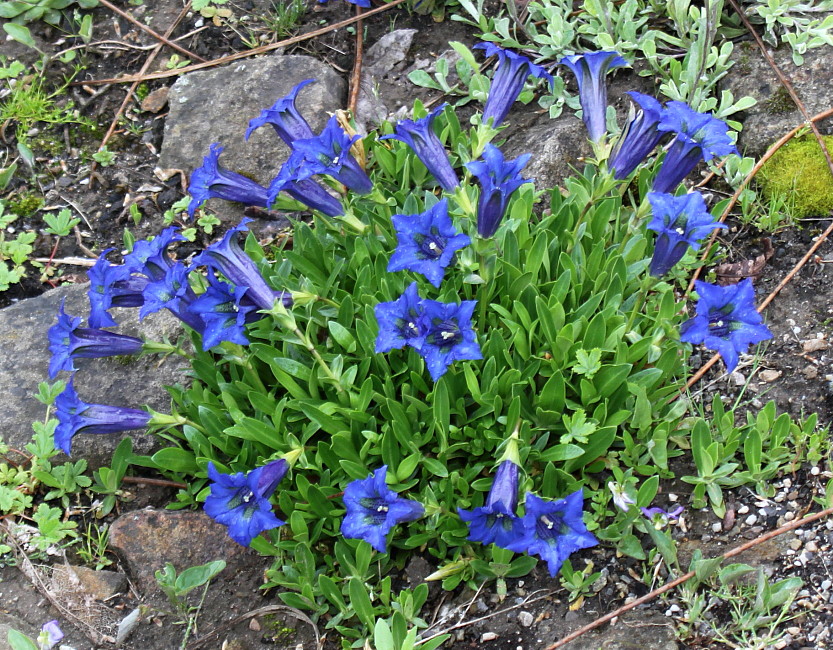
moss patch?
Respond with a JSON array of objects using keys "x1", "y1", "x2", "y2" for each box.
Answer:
[
  {"x1": 764, "y1": 86, "x2": 795, "y2": 115},
  {"x1": 757, "y1": 135, "x2": 833, "y2": 219}
]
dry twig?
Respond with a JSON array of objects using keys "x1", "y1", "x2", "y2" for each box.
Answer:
[
  {"x1": 96, "y1": 0, "x2": 206, "y2": 62},
  {"x1": 543, "y1": 506, "x2": 833, "y2": 649},
  {"x1": 347, "y1": 5, "x2": 365, "y2": 115},
  {"x1": 78, "y1": 0, "x2": 409, "y2": 87}
]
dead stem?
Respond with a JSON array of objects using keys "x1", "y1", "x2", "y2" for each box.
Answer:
[
  {"x1": 542, "y1": 506, "x2": 833, "y2": 649},
  {"x1": 96, "y1": 0, "x2": 206, "y2": 63},
  {"x1": 78, "y1": 0, "x2": 409, "y2": 87}
]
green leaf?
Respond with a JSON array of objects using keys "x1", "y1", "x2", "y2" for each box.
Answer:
[
  {"x1": 374, "y1": 619, "x2": 395, "y2": 650},
  {"x1": 6, "y1": 629, "x2": 38, "y2": 650},
  {"x1": 175, "y1": 560, "x2": 226, "y2": 595},
  {"x1": 150, "y1": 447, "x2": 199, "y2": 474},
  {"x1": 3, "y1": 24, "x2": 38, "y2": 51},
  {"x1": 348, "y1": 576, "x2": 376, "y2": 629}
]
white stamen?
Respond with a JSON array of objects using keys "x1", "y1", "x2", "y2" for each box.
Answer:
[
  {"x1": 242, "y1": 492, "x2": 252, "y2": 503},
  {"x1": 541, "y1": 515, "x2": 554, "y2": 529},
  {"x1": 675, "y1": 227, "x2": 685, "y2": 235},
  {"x1": 441, "y1": 331, "x2": 455, "y2": 340},
  {"x1": 408, "y1": 321, "x2": 416, "y2": 329},
  {"x1": 376, "y1": 505, "x2": 389, "y2": 513},
  {"x1": 428, "y1": 242, "x2": 438, "y2": 251},
  {"x1": 332, "y1": 155, "x2": 341, "y2": 166}
]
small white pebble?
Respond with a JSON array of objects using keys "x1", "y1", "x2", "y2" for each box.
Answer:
[
  {"x1": 668, "y1": 493, "x2": 679, "y2": 502},
  {"x1": 806, "y1": 541, "x2": 819, "y2": 552},
  {"x1": 737, "y1": 505, "x2": 750, "y2": 514},
  {"x1": 788, "y1": 627, "x2": 801, "y2": 636},
  {"x1": 785, "y1": 511, "x2": 795, "y2": 521},
  {"x1": 481, "y1": 632, "x2": 498, "y2": 642},
  {"x1": 518, "y1": 611, "x2": 534, "y2": 627},
  {"x1": 811, "y1": 466, "x2": 821, "y2": 475},
  {"x1": 745, "y1": 514, "x2": 758, "y2": 526},
  {"x1": 711, "y1": 523, "x2": 722, "y2": 533},
  {"x1": 783, "y1": 478, "x2": 792, "y2": 488}
]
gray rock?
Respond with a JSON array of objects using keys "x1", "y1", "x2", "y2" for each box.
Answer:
[
  {"x1": 721, "y1": 42, "x2": 833, "y2": 156},
  {"x1": 502, "y1": 114, "x2": 592, "y2": 190},
  {"x1": 160, "y1": 55, "x2": 346, "y2": 221},
  {"x1": 109, "y1": 509, "x2": 262, "y2": 594},
  {"x1": 0, "y1": 283, "x2": 187, "y2": 469},
  {"x1": 356, "y1": 29, "x2": 418, "y2": 132}
]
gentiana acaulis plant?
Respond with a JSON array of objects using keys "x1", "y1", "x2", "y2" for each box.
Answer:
[{"x1": 39, "y1": 47, "x2": 788, "y2": 641}]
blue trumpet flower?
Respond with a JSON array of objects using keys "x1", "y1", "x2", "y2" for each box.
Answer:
[
  {"x1": 475, "y1": 42, "x2": 554, "y2": 128},
  {"x1": 48, "y1": 301, "x2": 144, "y2": 378},
  {"x1": 506, "y1": 490, "x2": 598, "y2": 577},
  {"x1": 680, "y1": 279, "x2": 772, "y2": 373},
  {"x1": 187, "y1": 143, "x2": 269, "y2": 218},
  {"x1": 190, "y1": 275, "x2": 261, "y2": 350},
  {"x1": 341, "y1": 465, "x2": 424, "y2": 553},
  {"x1": 387, "y1": 199, "x2": 471, "y2": 288},
  {"x1": 653, "y1": 102, "x2": 737, "y2": 193},
  {"x1": 374, "y1": 282, "x2": 429, "y2": 353},
  {"x1": 646, "y1": 191, "x2": 728, "y2": 277},
  {"x1": 245, "y1": 79, "x2": 316, "y2": 145},
  {"x1": 87, "y1": 253, "x2": 148, "y2": 329},
  {"x1": 54, "y1": 378, "x2": 151, "y2": 456},
  {"x1": 419, "y1": 298, "x2": 482, "y2": 381},
  {"x1": 465, "y1": 143, "x2": 532, "y2": 238},
  {"x1": 124, "y1": 227, "x2": 184, "y2": 282},
  {"x1": 193, "y1": 218, "x2": 291, "y2": 311},
  {"x1": 380, "y1": 104, "x2": 460, "y2": 192},
  {"x1": 204, "y1": 459, "x2": 288, "y2": 546},
  {"x1": 280, "y1": 115, "x2": 372, "y2": 194},
  {"x1": 458, "y1": 460, "x2": 523, "y2": 548},
  {"x1": 267, "y1": 174, "x2": 344, "y2": 217},
  {"x1": 609, "y1": 92, "x2": 666, "y2": 179},
  {"x1": 559, "y1": 51, "x2": 628, "y2": 142}
]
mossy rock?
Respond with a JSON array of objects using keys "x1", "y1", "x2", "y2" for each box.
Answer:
[{"x1": 757, "y1": 135, "x2": 833, "y2": 219}]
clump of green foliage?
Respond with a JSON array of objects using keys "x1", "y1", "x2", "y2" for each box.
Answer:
[{"x1": 757, "y1": 135, "x2": 833, "y2": 219}]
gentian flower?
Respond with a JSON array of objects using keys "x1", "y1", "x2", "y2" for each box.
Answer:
[
  {"x1": 187, "y1": 143, "x2": 269, "y2": 219},
  {"x1": 190, "y1": 275, "x2": 260, "y2": 350},
  {"x1": 204, "y1": 459, "x2": 288, "y2": 546},
  {"x1": 646, "y1": 191, "x2": 728, "y2": 277},
  {"x1": 87, "y1": 253, "x2": 148, "y2": 328},
  {"x1": 474, "y1": 42, "x2": 554, "y2": 128},
  {"x1": 193, "y1": 218, "x2": 291, "y2": 311},
  {"x1": 641, "y1": 505, "x2": 685, "y2": 528},
  {"x1": 609, "y1": 92, "x2": 666, "y2": 179},
  {"x1": 380, "y1": 104, "x2": 459, "y2": 191},
  {"x1": 607, "y1": 481, "x2": 636, "y2": 512},
  {"x1": 245, "y1": 79, "x2": 316, "y2": 145},
  {"x1": 387, "y1": 199, "x2": 471, "y2": 288},
  {"x1": 341, "y1": 465, "x2": 424, "y2": 552},
  {"x1": 465, "y1": 143, "x2": 532, "y2": 238},
  {"x1": 559, "y1": 51, "x2": 628, "y2": 142},
  {"x1": 318, "y1": 0, "x2": 370, "y2": 7},
  {"x1": 54, "y1": 378, "x2": 151, "y2": 456},
  {"x1": 419, "y1": 299, "x2": 482, "y2": 381},
  {"x1": 267, "y1": 175, "x2": 344, "y2": 217},
  {"x1": 680, "y1": 278, "x2": 772, "y2": 373},
  {"x1": 374, "y1": 282, "x2": 429, "y2": 353},
  {"x1": 48, "y1": 300, "x2": 143, "y2": 378},
  {"x1": 506, "y1": 490, "x2": 598, "y2": 577},
  {"x1": 124, "y1": 227, "x2": 184, "y2": 281},
  {"x1": 38, "y1": 620, "x2": 63, "y2": 650},
  {"x1": 139, "y1": 262, "x2": 192, "y2": 320},
  {"x1": 653, "y1": 101, "x2": 737, "y2": 193},
  {"x1": 279, "y1": 115, "x2": 372, "y2": 194},
  {"x1": 458, "y1": 460, "x2": 523, "y2": 548}
]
